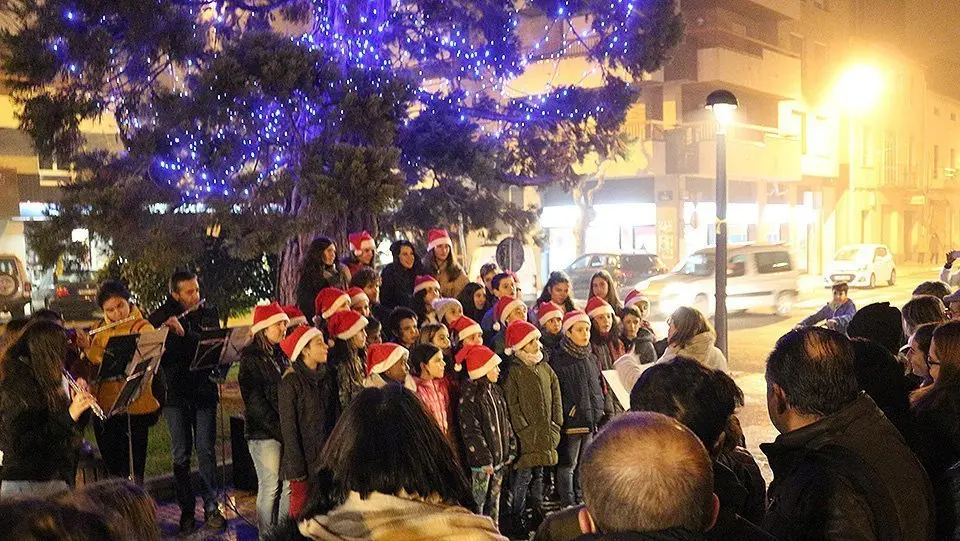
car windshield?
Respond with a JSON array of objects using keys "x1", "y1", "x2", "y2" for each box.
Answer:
[
  {"x1": 58, "y1": 270, "x2": 96, "y2": 284},
  {"x1": 834, "y1": 247, "x2": 869, "y2": 263},
  {"x1": 677, "y1": 253, "x2": 715, "y2": 276}
]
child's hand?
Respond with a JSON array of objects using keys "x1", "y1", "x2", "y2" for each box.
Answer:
[{"x1": 482, "y1": 464, "x2": 494, "y2": 475}]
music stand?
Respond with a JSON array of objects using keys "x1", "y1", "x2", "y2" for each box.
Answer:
[
  {"x1": 215, "y1": 325, "x2": 251, "y2": 382},
  {"x1": 190, "y1": 328, "x2": 231, "y2": 373},
  {"x1": 99, "y1": 334, "x2": 138, "y2": 382}
]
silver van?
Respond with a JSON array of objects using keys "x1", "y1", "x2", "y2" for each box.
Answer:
[{"x1": 634, "y1": 244, "x2": 800, "y2": 317}]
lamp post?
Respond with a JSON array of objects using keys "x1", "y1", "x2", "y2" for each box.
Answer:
[{"x1": 706, "y1": 89, "x2": 738, "y2": 360}]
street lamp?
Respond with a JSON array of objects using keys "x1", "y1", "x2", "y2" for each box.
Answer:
[{"x1": 706, "y1": 89, "x2": 738, "y2": 360}]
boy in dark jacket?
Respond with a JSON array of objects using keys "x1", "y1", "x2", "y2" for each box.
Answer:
[
  {"x1": 503, "y1": 321, "x2": 562, "y2": 533},
  {"x1": 278, "y1": 325, "x2": 339, "y2": 518},
  {"x1": 549, "y1": 310, "x2": 604, "y2": 507},
  {"x1": 457, "y1": 345, "x2": 517, "y2": 525}
]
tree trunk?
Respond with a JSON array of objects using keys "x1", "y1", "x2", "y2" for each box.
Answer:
[{"x1": 278, "y1": 234, "x2": 308, "y2": 305}]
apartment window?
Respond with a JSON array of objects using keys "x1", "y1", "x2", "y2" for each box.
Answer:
[
  {"x1": 934, "y1": 145, "x2": 940, "y2": 179},
  {"x1": 730, "y1": 21, "x2": 747, "y2": 36}
]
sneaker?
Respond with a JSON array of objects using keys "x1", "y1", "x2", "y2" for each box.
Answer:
[
  {"x1": 178, "y1": 513, "x2": 197, "y2": 535},
  {"x1": 204, "y1": 508, "x2": 226, "y2": 530}
]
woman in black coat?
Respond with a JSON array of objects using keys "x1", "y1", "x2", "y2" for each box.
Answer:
[
  {"x1": 296, "y1": 237, "x2": 351, "y2": 322},
  {"x1": 379, "y1": 240, "x2": 425, "y2": 311}
]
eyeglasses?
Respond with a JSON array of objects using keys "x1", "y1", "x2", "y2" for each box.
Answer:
[{"x1": 927, "y1": 360, "x2": 941, "y2": 367}]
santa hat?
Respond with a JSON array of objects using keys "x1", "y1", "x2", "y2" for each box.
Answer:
[
  {"x1": 586, "y1": 297, "x2": 615, "y2": 320},
  {"x1": 366, "y1": 342, "x2": 409, "y2": 375},
  {"x1": 450, "y1": 316, "x2": 482, "y2": 342},
  {"x1": 624, "y1": 290, "x2": 650, "y2": 311},
  {"x1": 493, "y1": 295, "x2": 527, "y2": 331},
  {"x1": 537, "y1": 302, "x2": 564, "y2": 326},
  {"x1": 455, "y1": 345, "x2": 502, "y2": 380},
  {"x1": 281, "y1": 325, "x2": 322, "y2": 361},
  {"x1": 413, "y1": 275, "x2": 441, "y2": 295},
  {"x1": 349, "y1": 231, "x2": 375, "y2": 255},
  {"x1": 432, "y1": 297, "x2": 462, "y2": 322},
  {"x1": 504, "y1": 320, "x2": 541, "y2": 356},
  {"x1": 250, "y1": 302, "x2": 290, "y2": 335},
  {"x1": 315, "y1": 287, "x2": 351, "y2": 320},
  {"x1": 282, "y1": 305, "x2": 307, "y2": 327},
  {"x1": 327, "y1": 310, "x2": 368, "y2": 341},
  {"x1": 347, "y1": 287, "x2": 369, "y2": 307},
  {"x1": 427, "y1": 229, "x2": 453, "y2": 252},
  {"x1": 562, "y1": 310, "x2": 591, "y2": 334}
]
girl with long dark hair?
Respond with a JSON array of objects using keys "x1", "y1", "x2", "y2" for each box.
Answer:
[
  {"x1": 535, "y1": 271, "x2": 576, "y2": 314},
  {"x1": 296, "y1": 237, "x2": 351, "y2": 322},
  {"x1": 458, "y1": 282, "x2": 488, "y2": 323},
  {"x1": 589, "y1": 269, "x2": 623, "y2": 315},
  {"x1": 380, "y1": 240, "x2": 425, "y2": 311}
]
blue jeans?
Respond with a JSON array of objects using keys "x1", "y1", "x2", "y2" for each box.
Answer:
[
  {"x1": 0, "y1": 479, "x2": 68, "y2": 499},
  {"x1": 247, "y1": 438, "x2": 290, "y2": 529},
  {"x1": 164, "y1": 406, "x2": 218, "y2": 515},
  {"x1": 558, "y1": 433, "x2": 592, "y2": 507},
  {"x1": 511, "y1": 466, "x2": 544, "y2": 517}
]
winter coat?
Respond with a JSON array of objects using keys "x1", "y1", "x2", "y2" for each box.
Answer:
[
  {"x1": 458, "y1": 377, "x2": 516, "y2": 469},
  {"x1": 329, "y1": 343, "x2": 366, "y2": 412},
  {"x1": 379, "y1": 242, "x2": 426, "y2": 311},
  {"x1": 0, "y1": 371, "x2": 82, "y2": 484},
  {"x1": 715, "y1": 446, "x2": 767, "y2": 526},
  {"x1": 296, "y1": 263, "x2": 351, "y2": 322},
  {"x1": 550, "y1": 337, "x2": 604, "y2": 435},
  {"x1": 147, "y1": 296, "x2": 221, "y2": 409},
  {"x1": 657, "y1": 331, "x2": 728, "y2": 372},
  {"x1": 761, "y1": 393, "x2": 935, "y2": 541},
  {"x1": 278, "y1": 360, "x2": 339, "y2": 481},
  {"x1": 575, "y1": 530, "x2": 708, "y2": 541},
  {"x1": 622, "y1": 325, "x2": 657, "y2": 364},
  {"x1": 799, "y1": 299, "x2": 857, "y2": 334},
  {"x1": 503, "y1": 356, "x2": 562, "y2": 469},
  {"x1": 85, "y1": 306, "x2": 160, "y2": 416},
  {"x1": 414, "y1": 375, "x2": 455, "y2": 439},
  {"x1": 298, "y1": 491, "x2": 507, "y2": 541},
  {"x1": 340, "y1": 254, "x2": 373, "y2": 281},
  {"x1": 908, "y1": 383, "x2": 960, "y2": 539},
  {"x1": 424, "y1": 252, "x2": 471, "y2": 300},
  {"x1": 238, "y1": 341, "x2": 288, "y2": 441}
]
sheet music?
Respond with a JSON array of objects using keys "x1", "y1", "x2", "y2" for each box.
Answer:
[{"x1": 602, "y1": 370, "x2": 632, "y2": 412}]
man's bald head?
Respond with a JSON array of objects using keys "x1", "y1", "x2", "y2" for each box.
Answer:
[{"x1": 580, "y1": 412, "x2": 716, "y2": 534}]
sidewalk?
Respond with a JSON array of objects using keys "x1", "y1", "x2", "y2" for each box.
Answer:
[{"x1": 157, "y1": 489, "x2": 259, "y2": 540}]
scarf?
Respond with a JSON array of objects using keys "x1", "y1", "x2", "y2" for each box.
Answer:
[
  {"x1": 515, "y1": 349, "x2": 543, "y2": 365},
  {"x1": 560, "y1": 335, "x2": 592, "y2": 360}
]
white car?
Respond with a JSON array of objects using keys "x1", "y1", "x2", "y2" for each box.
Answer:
[{"x1": 823, "y1": 244, "x2": 896, "y2": 289}]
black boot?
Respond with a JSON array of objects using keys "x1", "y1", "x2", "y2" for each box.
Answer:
[{"x1": 178, "y1": 510, "x2": 197, "y2": 535}]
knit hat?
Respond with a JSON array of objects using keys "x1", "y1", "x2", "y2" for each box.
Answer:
[
  {"x1": 847, "y1": 302, "x2": 904, "y2": 356},
  {"x1": 250, "y1": 302, "x2": 290, "y2": 335},
  {"x1": 537, "y1": 302, "x2": 564, "y2": 326},
  {"x1": 450, "y1": 316, "x2": 482, "y2": 341},
  {"x1": 349, "y1": 231, "x2": 375, "y2": 255},
  {"x1": 504, "y1": 320, "x2": 541, "y2": 356},
  {"x1": 455, "y1": 344, "x2": 501, "y2": 380},
  {"x1": 432, "y1": 297, "x2": 462, "y2": 322},
  {"x1": 327, "y1": 310, "x2": 368, "y2": 341},
  {"x1": 493, "y1": 295, "x2": 527, "y2": 331},
  {"x1": 281, "y1": 325, "x2": 322, "y2": 361},
  {"x1": 347, "y1": 287, "x2": 369, "y2": 308},
  {"x1": 624, "y1": 290, "x2": 650, "y2": 311},
  {"x1": 427, "y1": 229, "x2": 453, "y2": 252},
  {"x1": 315, "y1": 287, "x2": 351, "y2": 320},
  {"x1": 562, "y1": 310, "x2": 591, "y2": 334},
  {"x1": 586, "y1": 297, "x2": 615, "y2": 319},
  {"x1": 282, "y1": 305, "x2": 307, "y2": 327},
  {"x1": 413, "y1": 275, "x2": 441, "y2": 295},
  {"x1": 366, "y1": 342, "x2": 409, "y2": 375}
]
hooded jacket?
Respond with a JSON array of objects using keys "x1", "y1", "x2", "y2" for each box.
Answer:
[
  {"x1": 503, "y1": 354, "x2": 563, "y2": 469},
  {"x1": 656, "y1": 331, "x2": 728, "y2": 372}
]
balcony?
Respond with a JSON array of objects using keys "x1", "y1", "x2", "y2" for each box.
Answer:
[
  {"x1": 697, "y1": 47, "x2": 801, "y2": 99},
  {"x1": 665, "y1": 123, "x2": 802, "y2": 182},
  {"x1": 880, "y1": 164, "x2": 919, "y2": 189}
]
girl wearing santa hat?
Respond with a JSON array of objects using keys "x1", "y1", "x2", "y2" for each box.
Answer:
[
  {"x1": 411, "y1": 275, "x2": 442, "y2": 326},
  {"x1": 620, "y1": 290, "x2": 658, "y2": 364},
  {"x1": 340, "y1": 231, "x2": 377, "y2": 277},
  {"x1": 363, "y1": 343, "x2": 417, "y2": 392},
  {"x1": 238, "y1": 302, "x2": 291, "y2": 528},
  {"x1": 585, "y1": 297, "x2": 625, "y2": 417},
  {"x1": 423, "y1": 229, "x2": 470, "y2": 299},
  {"x1": 326, "y1": 310, "x2": 369, "y2": 411}
]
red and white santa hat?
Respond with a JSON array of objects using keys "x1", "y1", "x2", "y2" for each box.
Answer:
[
  {"x1": 537, "y1": 301, "x2": 564, "y2": 326},
  {"x1": 427, "y1": 229, "x2": 453, "y2": 252},
  {"x1": 347, "y1": 287, "x2": 369, "y2": 308},
  {"x1": 586, "y1": 297, "x2": 615, "y2": 320},
  {"x1": 432, "y1": 297, "x2": 462, "y2": 322},
  {"x1": 413, "y1": 275, "x2": 441, "y2": 295},
  {"x1": 366, "y1": 342, "x2": 409, "y2": 375},
  {"x1": 493, "y1": 295, "x2": 527, "y2": 331},
  {"x1": 281, "y1": 325, "x2": 322, "y2": 361},
  {"x1": 282, "y1": 305, "x2": 307, "y2": 327},
  {"x1": 624, "y1": 290, "x2": 650, "y2": 311},
  {"x1": 327, "y1": 310, "x2": 368, "y2": 341},
  {"x1": 348, "y1": 231, "x2": 376, "y2": 255},
  {"x1": 315, "y1": 287, "x2": 351, "y2": 320},
  {"x1": 450, "y1": 316, "x2": 482, "y2": 341},
  {"x1": 455, "y1": 344, "x2": 502, "y2": 380},
  {"x1": 250, "y1": 302, "x2": 290, "y2": 335},
  {"x1": 562, "y1": 310, "x2": 591, "y2": 334},
  {"x1": 504, "y1": 320, "x2": 542, "y2": 356}
]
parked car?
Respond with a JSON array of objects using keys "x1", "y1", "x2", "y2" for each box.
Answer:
[
  {"x1": 47, "y1": 265, "x2": 100, "y2": 322},
  {"x1": 823, "y1": 244, "x2": 896, "y2": 289},
  {"x1": 0, "y1": 254, "x2": 32, "y2": 321},
  {"x1": 564, "y1": 252, "x2": 669, "y2": 301},
  {"x1": 637, "y1": 244, "x2": 800, "y2": 317}
]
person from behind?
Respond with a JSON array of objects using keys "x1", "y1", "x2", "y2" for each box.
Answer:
[
  {"x1": 762, "y1": 327, "x2": 935, "y2": 540},
  {"x1": 945, "y1": 289, "x2": 960, "y2": 321},
  {"x1": 850, "y1": 338, "x2": 912, "y2": 439},
  {"x1": 903, "y1": 295, "x2": 949, "y2": 338},
  {"x1": 797, "y1": 282, "x2": 856, "y2": 334},
  {"x1": 941, "y1": 250, "x2": 960, "y2": 288},
  {"x1": 59, "y1": 478, "x2": 161, "y2": 541},
  {"x1": 0, "y1": 499, "x2": 118, "y2": 541},
  {"x1": 576, "y1": 412, "x2": 719, "y2": 540},
  {"x1": 846, "y1": 301, "x2": 904, "y2": 356},
  {"x1": 913, "y1": 280, "x2": 952, "y2": 300},
  {"x1": 657, "y1": 307, "x2": 727, "y2": 371}
]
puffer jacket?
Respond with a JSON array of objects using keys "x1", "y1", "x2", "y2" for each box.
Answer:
[
  {"x1": 550, "y1": 336, "x2": 604, "y2": 435},
  {"x1": 85, "y1": 306, "x2": 160, "y2": 415},
  {"x1": 657, "y1": 331, "x2": 728, "y2": 372},
  {"x1": 238, "y1": 341, "x2": 289, "y2": 441},
  {"x1": 279, "y1": 360, "x2": 339, "y2": 481},
  {"x1": 458, "y1": 377, "x2": 517, "y2": 469},
  {"x1": 622, "y1": 325, "x2": 657, "y2": 364},
  {"x1": 503, "y1": 355, "x2": 562, "y2": 469}
]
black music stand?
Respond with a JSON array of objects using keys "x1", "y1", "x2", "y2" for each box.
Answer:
[{"x1": 99, "y1": 334, "x2": 138, "y2": 382}]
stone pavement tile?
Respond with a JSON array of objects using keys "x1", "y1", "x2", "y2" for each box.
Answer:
[{"x1": 157, "y1": 488, "x2": 260, "y2": 540}]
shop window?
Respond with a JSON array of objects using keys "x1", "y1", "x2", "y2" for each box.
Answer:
[{"x1": 755, "y1": 251, "x2": 793, "y2": 274}]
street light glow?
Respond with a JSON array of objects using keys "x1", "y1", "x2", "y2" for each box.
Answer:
[
  {"x1": 706, "y1": 89, "x2": 739, "y2": 134},
  {"x1": 835, "y1": 64, "x2": 884, "y2": 113}
]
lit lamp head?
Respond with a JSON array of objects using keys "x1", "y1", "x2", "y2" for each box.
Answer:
[
  {"x1": 706, "y1": 89, "x2": 739, "y2": 134},
  {"x1": 835, "y1": 64, "x2": 884, "y2": 114}
]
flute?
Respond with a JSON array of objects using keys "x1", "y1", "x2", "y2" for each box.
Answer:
[
  {"x1": 63, "y1": 369, "x2": 106, "y2": 420},
  {"x1": 177, "y1": 299, "x2": 206, "y2": 319},
  {"x1": 88, "y1": 315, "x2": 138, "y2": 336}
]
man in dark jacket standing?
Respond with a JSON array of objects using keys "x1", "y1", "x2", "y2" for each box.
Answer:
[
  {"x1": 148, "y1": 270, "x2": 224, "y2": 533},
  {"x1": 762, "y1": 327, "x2": 935, "y2": 541}
]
